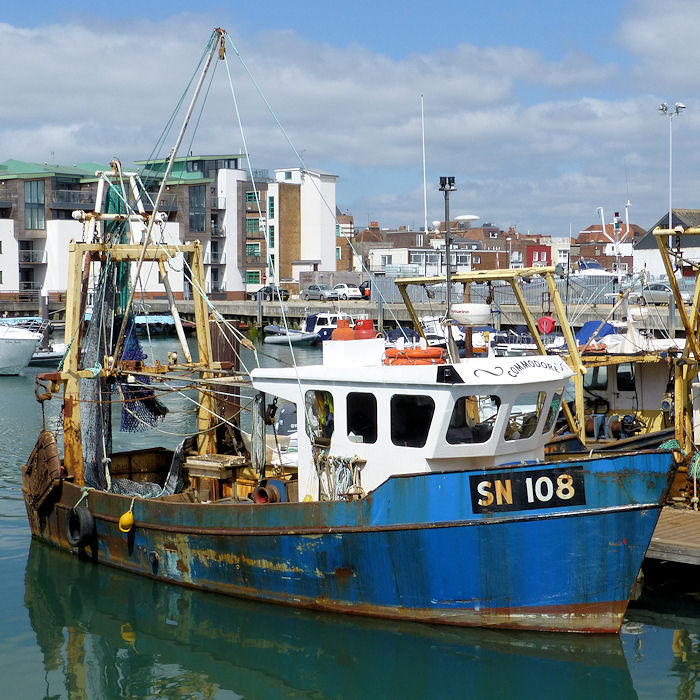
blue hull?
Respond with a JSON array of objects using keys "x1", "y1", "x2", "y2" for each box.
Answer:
[{"x1": 24, "y1": 450, "x2": 674, "y2": 633}]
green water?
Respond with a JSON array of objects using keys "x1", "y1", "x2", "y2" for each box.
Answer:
[{"x1": 0, "y1": 338, "x2": 698, "y2": 698}]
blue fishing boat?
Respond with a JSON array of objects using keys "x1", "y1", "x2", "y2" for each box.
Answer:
[{"x1": 20, "y1": 27, "x2": 679, "y2": 635}]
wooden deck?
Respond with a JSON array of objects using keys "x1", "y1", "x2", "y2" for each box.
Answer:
[{"x1": 647, "y1": 507, "x2": 700, "y2": 566}]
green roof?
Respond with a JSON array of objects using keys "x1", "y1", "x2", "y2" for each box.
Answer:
[{"x1": 0, "y1": 159, "x2": 100, "y2": 179}]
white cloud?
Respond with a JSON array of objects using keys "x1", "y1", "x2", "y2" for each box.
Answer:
[{"x1": 0, "y1": 8, "x2": 695, "y2": 238}]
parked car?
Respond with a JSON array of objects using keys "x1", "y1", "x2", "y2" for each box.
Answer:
[
  {"x1": 304, "y1": 284, "x2": 338, "y2": 301},
  {"x1": 358, "y1": 281, "x2": 371, "y2": 299},
  {"x1": 333, "y1": 283, "x2": 362, "y2": 300},
  {"x1": 629, "y1": 282, "x2": 691, "y2": 306},
  {"x1": 248, "y1": 285, "x2": 290, "y2": 301}
]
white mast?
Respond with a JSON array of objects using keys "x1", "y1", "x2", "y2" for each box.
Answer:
[{"x1": 421, "y1": 94, "x2": 428, "y2": 237}]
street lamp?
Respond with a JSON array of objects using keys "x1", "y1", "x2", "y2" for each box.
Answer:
[
  {"x1": 658, "y1": 101, "x2": 686, "y2": 229},
  {"x1": 506, "y1": 237, "x2": 512, "y2": 269},
  {"x1": 439, "y1": 176, "x2": 457, "y2": 316}
]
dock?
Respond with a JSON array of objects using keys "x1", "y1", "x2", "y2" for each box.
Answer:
[{"x1": 646, "y1": 507, "x2": 700, "y2": 565}]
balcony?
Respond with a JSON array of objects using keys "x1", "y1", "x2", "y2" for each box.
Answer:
[
  {"x1": 0, "y1": 186, "x2": 14, "y2": 209},
  {"x1": 18, "y1": 250, "x2": 46, "y2": 264},
  {"x1": 211, "y1": 196, "x2": 226, "y2": 210},
  {"x1": 50, "y1": 189, "x2": 96, "y2": 210},
  {"x1": 205, "y1": 252, "x2": 226, "y2": 265},
  {"x1": 210, "y1": 282, "x2": 226, "y2": 295},
  {"x1": 211, "y1": 224, "x2": 226, "y2": 237}
]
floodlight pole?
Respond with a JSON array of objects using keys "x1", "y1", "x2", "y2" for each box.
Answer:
[{"x1": 439, "y1": 176, "x2": 456, "y2": 317}]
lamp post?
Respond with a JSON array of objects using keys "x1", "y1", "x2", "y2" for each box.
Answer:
[
  {"x1": 439, "y1": 176, "x2": 457, "y2": 316},
  {"x1": 658, "y1": 102, "x2": 686, "y2": 229}
]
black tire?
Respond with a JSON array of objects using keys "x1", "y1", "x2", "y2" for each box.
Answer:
[
  {"x1": 638, "y1": 296, "x2": 647, "y2": 306},
  {"x1": 67, "y1": 507, "x2": 95, "y2": 548},
  {"x1": 341, "y1": 294, "x2": 348, "y2": 300},
  {"x1": 264, "y1": 294, "x2": 271, "y2": 301},
  {"x1": 304, "y1": 294, "x2": 310, "y2": 301}
]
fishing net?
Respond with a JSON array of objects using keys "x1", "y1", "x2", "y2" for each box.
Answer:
[
  {"x1": 79, "y1": 186, "x2": 170, "y2": 490},
  {"x1": 117, "y1": 316, "x2": 168, "y2": 432}
]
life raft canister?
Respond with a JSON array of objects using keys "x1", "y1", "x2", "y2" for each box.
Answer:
[{"x1": 383, "y1": 346, "x2": 447, "y2": 365}]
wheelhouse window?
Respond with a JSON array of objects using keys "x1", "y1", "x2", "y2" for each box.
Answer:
[
  {"x1": 25, "y1": 180, "x2": 45, "y2": 230},
  {"x1": 616, "y1": 363, "x2": 635, "y2": 392},
  {"x1": 391, "y1": 394, "x2": 434, "y2": 448},
  {"x1": 347, "y1": 392, "x2": 377, "y2": 444},
  {"x1": 189, "y1": 185, "x2": 205, "y2": 232},
  {"x1": 583, "y1": 365, "x2": 607, "y2": 391},
  {"x1": 542, "y1": 389, "x2": 564, "y2": 434},
  {"x1": 446, "y1": 395, "x2": 500, "y2": 444},
  {"x1": 505, "y1": 390, "x2": 547, "y2": 441},
  {"x1": 305, "y1": 390, "x2": 334, "y2": 441}
]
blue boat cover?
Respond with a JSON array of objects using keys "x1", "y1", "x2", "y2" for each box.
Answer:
[{"x1": 575, "y1": 320, "x2": 615, "y2": 345}]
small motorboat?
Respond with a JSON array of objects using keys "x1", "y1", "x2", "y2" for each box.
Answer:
[{"x1": 0, "y1": 323, "x2": 42, "y2": 374}]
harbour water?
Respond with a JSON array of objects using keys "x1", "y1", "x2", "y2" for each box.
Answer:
[{"x1": 1, "y1": 337, "x2": 700, "y2": 698}]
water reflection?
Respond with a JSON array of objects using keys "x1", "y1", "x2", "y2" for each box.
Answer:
[{"x1": 25, "y1": 541, "x2": 637, "y2": 699}]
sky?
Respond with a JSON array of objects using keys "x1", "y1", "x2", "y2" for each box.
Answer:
[{"x1": 2, "y1": 0, "x2": 700, "y2": 238}]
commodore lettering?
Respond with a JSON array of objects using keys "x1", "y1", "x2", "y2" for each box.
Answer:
[
  {"x1": 507, "y1": 359, "x2": 567, "y2": 379},
  {"x1": 470, "y1": 466, "x2": 586, "y2": 513}
]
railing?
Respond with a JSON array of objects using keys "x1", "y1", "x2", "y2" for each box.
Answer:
[
  {"x1": 206, "y1": 252, "x2": 226, "y2": 264},
  {"x1": 211, "y1": 196, "x2": 226, "y2": 209},
  {"x1": 50, "y1": 189, "x2": 96, "y2": 207},
  {"x1": 18, "y1": 250, "x2": 45, "y2": 264},
  {"x1": 210, "y1": 282, "x2": 226, "y2": 294},
  {"x1": 211, "y1": 224, "x2": 226, "y2": 237},
  {"x1": 0, "y1": 187, "x2": 14, "y2": 206}
]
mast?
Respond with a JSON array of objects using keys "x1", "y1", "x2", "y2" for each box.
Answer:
[{"x1": 113, "y1": 27, "x2": 225, "y2": 363}]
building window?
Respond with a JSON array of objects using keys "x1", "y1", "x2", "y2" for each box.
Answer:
[
  {"x1": 189, "y1": 185, "x2": 205, "y2": 232},
  {"x1": 284, "y1": 171, "x2": 292, "y2": 180},
  {"x1": 0, "y1": 241, "x2": 3, "y2": 254},
  {"x1": 268, "y1": 225, "x2": 275, "y2": 247},
  {"x1": 380, "y1": 255, "x2": 393, "y2": 266},
  {"x1": 186, "y1": 160, "x2": 202, "y2": 172},
  {"x1": 533, "y1": 251, "x2": 539, "y2": 262},
  {"x1": 268, "y1": 196, "x2": 275, "y2": 218},
  {"x1": 25, "y1": 180, "x2": 45, "y2": 230},
  {"x1": 416, "y1": 234, "x2": 423, "y2": 246},
  {"x1": 0, "y1": 271, "x2": 3, "y2": 284},
  {"x1": 245, "y1": 191, "x2": 259, "y2": 203},
  {"x1": 246, "y1": 218, "x2": 260, "y2": 234},
  {"x1": 246, "y1": 242, "x2": 261, "y2": 257},
  {"x1": 336, "y1": 246, "x2": 341, "y2": 260},
  {"x1": 246, "y1": 270, "x2": 261, "y2": 284},
  {"x1": 473, "y1": 255, "x2": 481, "y2": 264},
  {"x1": 409, "y1": 252, "x2": 424, "y2": 264}
]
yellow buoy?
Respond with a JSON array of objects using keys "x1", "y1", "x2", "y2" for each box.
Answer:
[{"x1": 119, "y1": 509, "x2": 134, "y2": 533}]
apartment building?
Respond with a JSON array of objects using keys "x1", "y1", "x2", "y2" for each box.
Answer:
[{"x1": 0, "y1": 156, "x2": 338, "y2": 302}]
